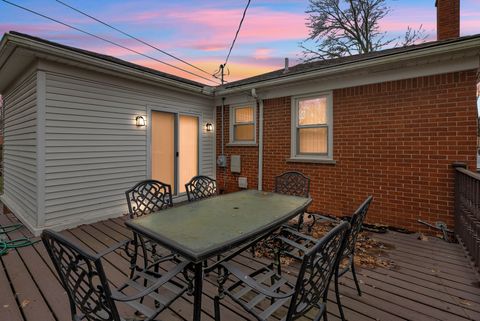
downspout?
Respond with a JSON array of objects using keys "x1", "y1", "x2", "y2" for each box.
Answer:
[
  {"x1": 258, "y1": 98, "x2": 264, "y2": 191},
  {"x1": 221, "y1": 97, "x2": 226, "y2": 191},
  {"x1": 251, "y1": 88, "x2": 263, "y2": 191},
  {"x1": 221, "y1": 97, "x2": 225, "y2": 155}
]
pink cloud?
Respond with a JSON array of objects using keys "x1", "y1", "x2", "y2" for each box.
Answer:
[
  {"x1": 254, "y1": 48, "x2": 273, "y2": 60},
  {"x1": 167, "y1": 7, "x2": 308, "y2": 42},
  {"x1": 129, "y1": 57, "x2": 280, "y2": 83}
]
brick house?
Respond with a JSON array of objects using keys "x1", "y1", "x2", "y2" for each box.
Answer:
[
  {"x1": 214, "y1": 0, "x2": 479, "y2": 232},
  {"x1": 0, "y1": 0, "x2": 478, "y2": 235}
]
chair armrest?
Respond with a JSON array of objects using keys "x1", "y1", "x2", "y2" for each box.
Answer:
[
  {"x1": 308, "y1": 213, "x2": 339, "y2": 223},
  {"x1": 96, "y1": 239, "x2": 131, "y2": 258},
  {"x1": 221, "y1": 262, "x2": 295, "y2": 299},
  {"x1": 111, "y1": 260, "x2": 189, "y2": 302}
]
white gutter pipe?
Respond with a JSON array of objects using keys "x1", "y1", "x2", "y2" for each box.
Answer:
[{"x1": 250, "y1": 88, "x2": 263, "y2": 191}]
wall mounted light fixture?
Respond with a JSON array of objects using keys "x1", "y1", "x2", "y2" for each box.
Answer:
[
  {"x1": 205, "y1": 123, "x2": 213, "y2": 132},
  {"x1": 136, "y1": 116, "x2": 146, "y2": 127}
]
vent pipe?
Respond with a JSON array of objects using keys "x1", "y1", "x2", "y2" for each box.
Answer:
[{"x1": 283, "y1": 58, "x2": 289, "y2": 73}]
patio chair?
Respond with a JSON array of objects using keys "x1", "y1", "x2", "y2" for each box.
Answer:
[
  {"x1": 41, "y1": 229, "x2": 189, "y2": 321},
  {"x1": 274, "y1": 171, "x2": 311, "y2": 229},
  {"x1": 214, "y1": 221, "x2": 350, "y2": 321},
  {"x1": 277, "y1": 196, "x2": 373, "y2": 321},
  {"x1": 185, "y1": 175, "x2": 217, "y2": 202},
  {"x1": 125, "y1": 179, "x2": 173, "y2": 218},
  {"x1": 125, "y1": 180, "x2": 175, "y2": 274}
]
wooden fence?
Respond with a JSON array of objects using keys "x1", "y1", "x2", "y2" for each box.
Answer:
[{"x1": 454, "y1": 163, "x2": 480, "y2": 273}]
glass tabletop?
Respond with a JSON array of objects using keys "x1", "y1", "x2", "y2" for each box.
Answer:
[{"x1": 125, "y1": 190, "x2": 312, "y2": 262}]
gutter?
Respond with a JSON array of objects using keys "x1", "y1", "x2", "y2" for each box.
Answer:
[
  {"x1": 258, "y1": 97, "x2": 264, "y2": 191},
  {"x1": 3, "y1": 33, "x2": 215, "y2": 96},
  {"x1": 215, "y1": 37, "x2": 480, "y2": 95}
]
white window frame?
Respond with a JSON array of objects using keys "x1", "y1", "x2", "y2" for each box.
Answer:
[
  {"x1": 291, "y1": 92, "x2": 333, "y2": 161},
  {"x1": 229, "y1": 104, "x2": 257, "y2": 145}
]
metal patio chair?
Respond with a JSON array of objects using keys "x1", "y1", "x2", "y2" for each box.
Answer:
[
  {"x1": 275, "y1": 171, "x2": 311, "y2": 229},
  {"x1": 185, "y1": 175, "x2": 217, "y2": 202},
  {"x1": 214, "y1": 221, "x2": 350, "y2": 321},
  {"x1": 126, "y1": 180, "x2": 173, "y2": 218},
  {"x1": 125, "y1": 180, "x2": 175, "y2": 273},
  {"x1": 277, "y1": 196, "x2": 374, "y2": 321},
  {"x1": 41, "y1": 229, "x2": 189, "y2": 321}
]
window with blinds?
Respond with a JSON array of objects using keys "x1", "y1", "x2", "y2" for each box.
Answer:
[
  {"x1": 292, "y1": 94, "x2": 332, "y2": 159},
  {"x1": 232, "y1": 106, "x2": 255, "y2": 142}
]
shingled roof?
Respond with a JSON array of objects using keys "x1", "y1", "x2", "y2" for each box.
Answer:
[
  {"x1": 221, "y1": 33, "x2": 480, "y2": 89},
  {"x1": 9, "y1": 31, "x2": 207, "y2": 88},
  {"x1": 6, "y1": 31, "x2": 480, "y2": 91}
]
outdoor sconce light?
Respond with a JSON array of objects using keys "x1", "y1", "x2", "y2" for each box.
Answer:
[
  {"x1": 205, "y1": 123, "x2": 213, "y2": 132},
  {"x1": 136, "y1": 116, "x2": 146, "y2": 127}
]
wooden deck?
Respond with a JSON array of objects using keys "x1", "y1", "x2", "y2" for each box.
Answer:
[{"x1": 1, "y1": 210, "x2": 480, "y2": 321}]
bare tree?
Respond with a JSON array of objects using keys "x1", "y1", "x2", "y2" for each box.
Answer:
[{"x1": 301, "y1": 0, "x2": 427, "y2": 61}]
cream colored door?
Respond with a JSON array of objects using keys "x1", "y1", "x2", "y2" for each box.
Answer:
[
  {"x1": 151, "y1": 111, "x2": 199, "y2": 195},
  {"x1": 151, "y1": 111, "x2": 175, "y2": 191},
  {"x1": 178, "y1": 115, "x2": 198, "y2": 193}
]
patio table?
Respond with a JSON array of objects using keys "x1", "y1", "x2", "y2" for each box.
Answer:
[{"x1": 125, "y1": 189, "x2": 312, "y2": 321}]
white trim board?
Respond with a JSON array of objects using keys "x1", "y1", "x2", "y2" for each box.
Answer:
[
  {"x1": 1, "y1": 194, "x2": 43, "y2": 236},
  {"x1": 36, "y1": 70, "x2": 46, "y2": 228},
  {"x1": 255, "y1": 55, "x2": 479, "y2": 100}
]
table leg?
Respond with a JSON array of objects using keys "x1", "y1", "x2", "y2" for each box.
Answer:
[{"x1": 193, "y1": 262, "x2": 204, "y2": 321}]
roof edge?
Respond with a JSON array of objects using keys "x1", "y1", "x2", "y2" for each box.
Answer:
[
  {"x1": 215, "y1": 34, "x2": 480, "y2": 95},
  {"x1": 2, "y1": 31, "x2": 215, "y2": 96}
]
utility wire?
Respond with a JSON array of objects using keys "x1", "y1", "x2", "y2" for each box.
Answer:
[
  {"x1": 0, "y1": 0, "x2": 220, "y2": 84},
  {"x1": 55, "y1": 0, "x2": 219, "y2": 80},
  {"x1": 223, "y1": 0, "x2": 251, "y2": 67}
]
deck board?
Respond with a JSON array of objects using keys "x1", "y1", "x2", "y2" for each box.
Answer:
[{"x1": 1, "y1": 211, "x2": 479, "y2": 321}]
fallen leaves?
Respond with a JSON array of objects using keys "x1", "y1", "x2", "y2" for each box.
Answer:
[
  {"x1": 20, "y1": 299, "x2": 30, "y2": 308},
  {"x1": 255, "y1": 219, "x2": 396, "y2": 270},
  {"x1": 418, "y1": 233, "x2": 429, "y2": 241}
]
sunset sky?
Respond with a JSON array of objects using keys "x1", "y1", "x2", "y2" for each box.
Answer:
[{"x1": 0, "y1": 0, "x2": 478, "y2": 84}]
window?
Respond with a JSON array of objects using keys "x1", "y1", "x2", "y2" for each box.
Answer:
[
  {"x1": 292, "y1": 93, "x2": 332, "y2": 160},
  {"x1": 231, "y1": 105, "x2": 255, "y2": 143}
]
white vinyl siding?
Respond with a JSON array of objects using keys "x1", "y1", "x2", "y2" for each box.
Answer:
[
  {"x1": 43, "y1": 71, "x2": 214, "y2": 227},
  {"x1": 2, "y1": 72, "x2": 37, "y2": 226}
]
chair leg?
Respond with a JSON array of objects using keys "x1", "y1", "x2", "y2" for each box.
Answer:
[
  {"x1": 323, "y1": 308, "x2": 329, "y2": 321},
  {"x1": 214, "y1": 296, "x2": 221, "y2": 321},
  {"x1": 351, "y1": 260, "x2": 362, "y2": 296},
  {"x1": 334, "y1": 269, "x2": 346, "y2": 321}
]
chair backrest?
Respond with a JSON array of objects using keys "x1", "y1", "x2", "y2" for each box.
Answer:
[
  {"x1": 125, "y1": 180, "x2": 173, "y2": 219},
  {"x1": 344, "y1": 196, "x2": 373, "y2": 256},
  {"x1": 274, "y1": 171, "x2": 310, "y2": 198},
  {"x1": 185, "y1": 176, "x2": 217, "y2": 202},
  {"x1": 287, "y1": 221, "x2": 350, "y2": 320},
  {"x1": 41, "y1": 229, "x2": 120, "y2": 321}
]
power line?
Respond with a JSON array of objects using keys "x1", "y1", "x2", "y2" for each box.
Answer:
[
  {"x1": 224, "y1": 0, "x2": 251, "y2": 67},
  {"x1": 0, "y1": 0, "x2": 220, "y2": 84},
  {"x1": 55, "y1": 0, "x2": 219, "y2": 80}
]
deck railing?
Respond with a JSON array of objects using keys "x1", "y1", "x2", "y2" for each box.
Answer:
[{"x1": 454, "y1": 163, "x2": 480, "y2": 272}]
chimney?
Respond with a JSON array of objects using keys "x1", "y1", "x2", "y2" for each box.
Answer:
[{"x1": 436, "y1": 0, "x2": 460, "y2": 41}]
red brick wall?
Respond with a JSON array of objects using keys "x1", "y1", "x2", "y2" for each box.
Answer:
[
  {"x1": 436, "y1": 0, "x2": 460, "y2": 40},
  {"x1": 216, "y1": 71, "x2": 477, "y2": 232},
  {"x1": 215, "y1": 104, "x2": 259, "y2": 193},
  {"x1": 260, "y1": 70, "x2": 478, "y2": 232}
]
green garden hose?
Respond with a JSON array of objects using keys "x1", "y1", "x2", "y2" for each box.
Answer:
[
  {"x1": 0, "y1": 223, "x2": 23, "y2": 234},
  {"x1": 0, "y1": 224, "x2": 40, "y2": 256}
]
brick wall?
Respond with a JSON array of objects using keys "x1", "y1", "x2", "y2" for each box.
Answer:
[
  {"x1": 436, "y1": 0, "x2": 460, "y2": 40},
  {"x1": 215, "y1": 104, "x2": 259, "y2": 192},
  {"x1": 217, "y1": 70, "x2": 478, "y2": 232}
]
